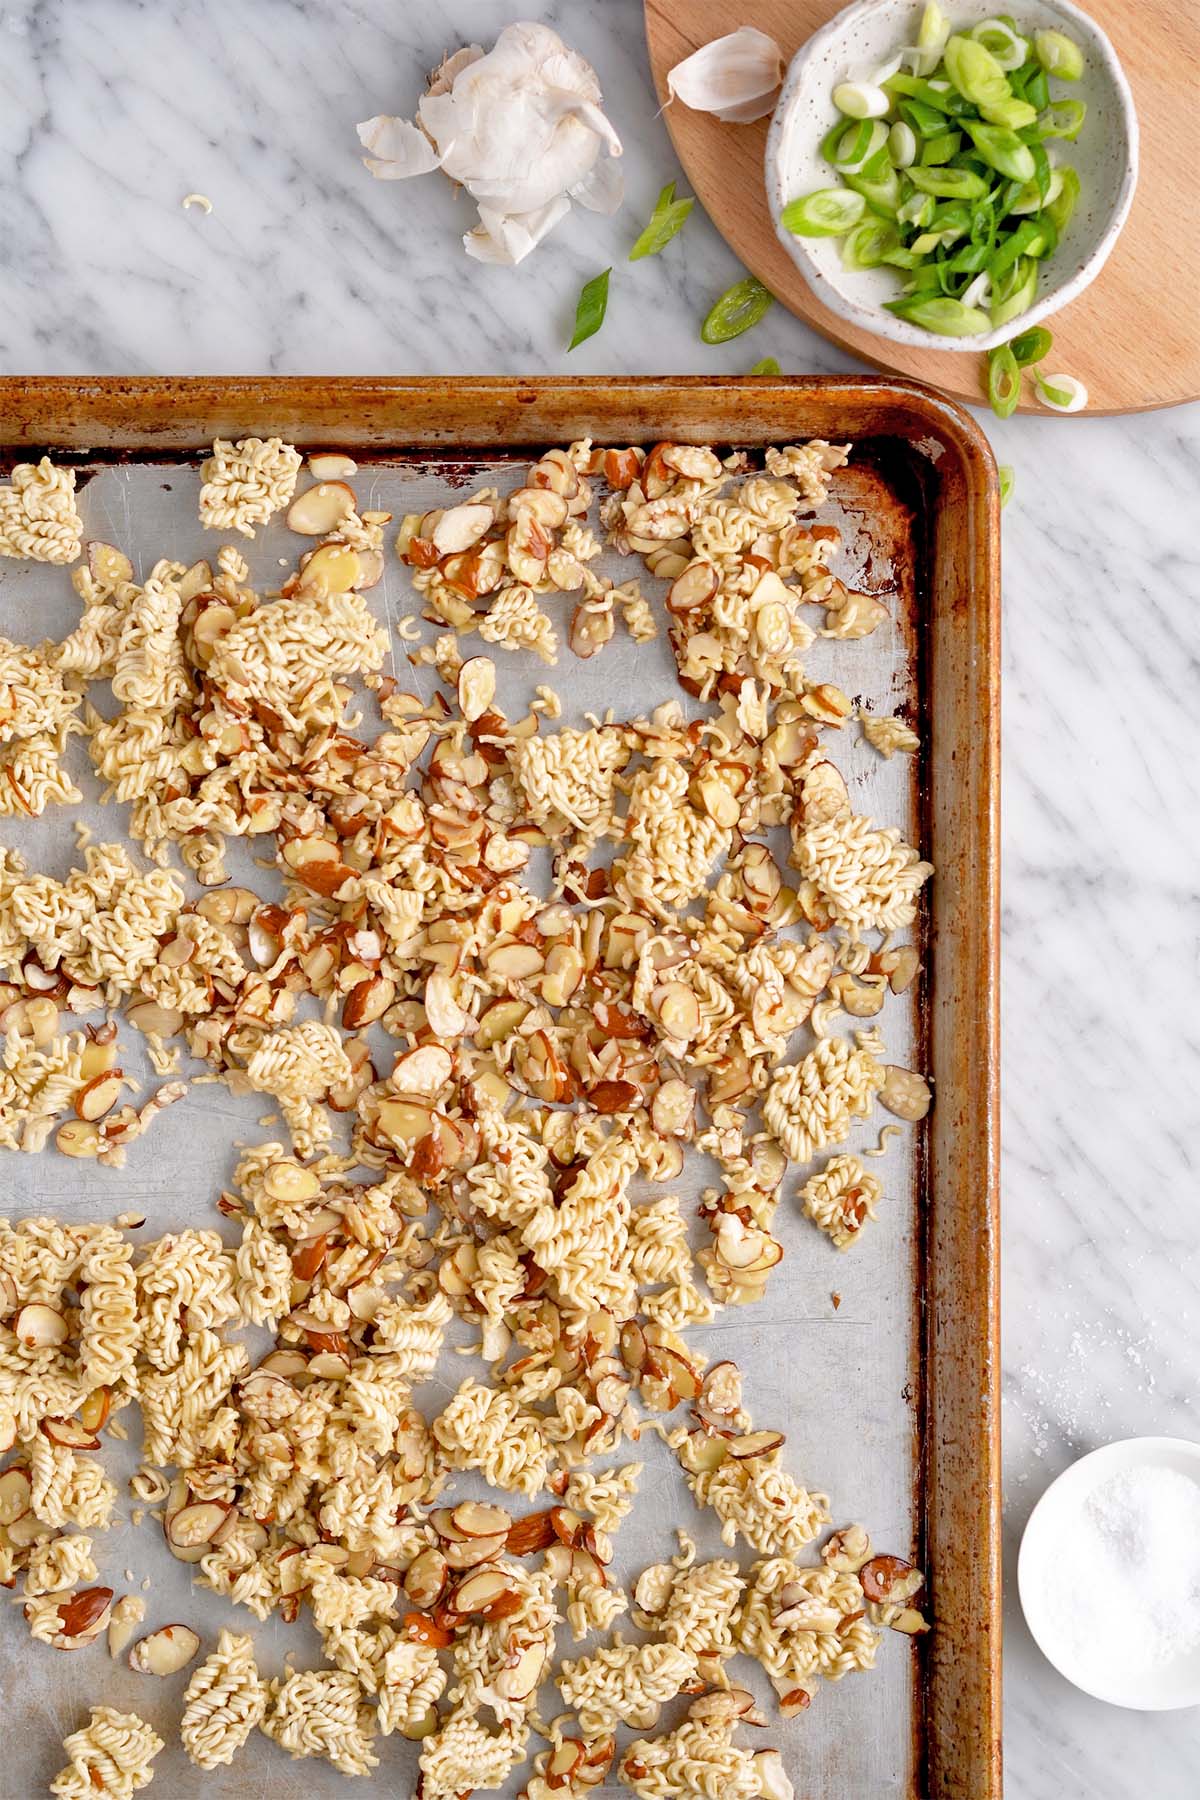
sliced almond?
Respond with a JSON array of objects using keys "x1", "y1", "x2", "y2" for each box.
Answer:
[
  {"x1": 493, "y1": 1639, "x2": 545, "y2": 1702},
  {"x1": 389, "y1": 1043, "x2": 453, "y2": 1096},
  {"x1": 450, "y1": 1568, "x2": 520, "y2": 1616},
  {"x1": 729, "y1": 1430, "x2": 785, "y2": 1460},
  {"x1": 287, "y1": 480, "x2": 357, "y2": 536},
  {"x1": 546, "y1": 1739, "x2": 586, "y2": 1788},
  {"x1": 484, "y1": 942, "x2": 544, "y2": 983},
  {"x1": 508, "y1": 487, "x2": 569, "y2": 529},
  {"x1": 457, "y1": 656, "x2": 497, "y2": 723},
  {"x1": 167, "y1": 1500, "x2": 230, "y2": 1549},
  {"x1": 342, "y1": 973, "x2": 396, "y2": 1029},
  {"x1": 860, "y1": 1554, "x2": 920, "y2": 1605},
  {"x1": 262, "y1": 1161, "x2": 321, "y2": 1206},
  {"x1": 41, "y1": 1416, "x2": 100, "y2": 1451},
  {"x1": 667, "y1": 559, "x2": 719, "y2": 615},
  {"x1": 375, "y1": 1098, "x2": 433, "y2": 1150},
  {"x1": 432, "y1": 502, "x2": 494, "y2": 556},
  {"x1": 55, "y1": 1119, "x2": 101, "y2": 1160},
  {"x1": 73, "y1": 1071, "x2": 123, "y2": 1123},
  {"x1": 129, "y1": 1623, "x2": 201, "y2": 1676},
  {"x1": 451, "y1": 1501, "x2": 512, "y2": 1540},
  {"x1": 308, "y1": 452, "x2": 358, "y2": 481},
  {"x1": 423, "y1": 971, "x2": 473, "y2": 1040},
  {"x1": 878, "y1": 1066, "x2": 933, "y2": 1122},
  {"x1": 87, "y1": 541, "x2": 133, "y2": 586},
  {"x1": 443, "y1": 1532, "x2": 507, "y2": 1571},
  {"x1": 0, "y1": 1466, "x2": 31, "y2": 1524},
  {"x1": 51, "y1": 1586, "x2": 113, "y2": 1645},
  {"x1": 108, "y1": 1604, "x2": 142, "y2": 1660},
  {"x1": 13, "y1": 1303, "x2": 68, "y2": 1350},
  {"x1": 404, "y1": 1547, "x2": 449, "y2": 1610},
  {"x1": 298, "y1": 542, "x2": 361, "y2": 595}
]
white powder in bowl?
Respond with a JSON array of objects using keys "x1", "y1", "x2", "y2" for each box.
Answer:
[{"x1": 1044, "y1": 1465, "x2": 1200, "y2": 1676}]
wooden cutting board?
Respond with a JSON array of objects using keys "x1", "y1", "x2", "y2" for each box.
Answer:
[{"x1": 645, "y1": 0, "x2": 1200, "y2": 413}]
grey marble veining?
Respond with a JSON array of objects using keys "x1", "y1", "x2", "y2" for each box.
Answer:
[{"x1": 1, "y1": 0, "x2": 1199, "y2": 1793}]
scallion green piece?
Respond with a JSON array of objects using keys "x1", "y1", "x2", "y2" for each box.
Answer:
[
  {"x1": 781, "y1": 188, "x2": 868, "y2": 236},
  {"x1": 568, "y1": 269, "x2": 610, "y2": 351},
  {"x1": 1034, "y1": 29, "x2": 1083, "y2": 79},
  {"x1": 842, "y1": 218, "x2": 902, "y2": 269},
  {"x1": 914, "y1": 0, "x2": 951, "y2": 73},
  {"x1": 883, "y1": 294, "x2": 992, "y2": 335},
  {"x1": 989, "y1": 257, "x2": 1038, "y2": 326},
  {"x1": 905, "y1": 163, "x2": 989, "y2": 198},
  {"x1": 986, "y1": 343, "x2": 1021, "y2": 417},
  {"x1": 1009, "y1": 324, "x2": 1052, "y2": 366},
  {"x1": 628, "y1": 182, "x2": 694, "y2": 261},
  {"x1": 1038, "y1": 98, "x2": 1086, "y2": 139},
  {"x1": 1035, "y1": 370, "x2": 1088, "y2": 411},
  {"x1": 943, "y1": 33, "x2": 1012, "y2": 109},
  {"x1": 749, "y1": 357, "x2": 781, "y2": 375},
  {"x1": 700, "y1": 276, "x2": 774, "y2": 344},
  {"x1": 969, "y1": 18, "x2": 1029, "y2": 70},
  {"x1": 962, "y1": 118, "x2": 1035, "y2": 180},
  {"x1": 998, "y1": 464, "x2": 1015, "y2": 507},
  {"x1": 1045, "y1": 165, "x2": 1080, "y2": 233}
]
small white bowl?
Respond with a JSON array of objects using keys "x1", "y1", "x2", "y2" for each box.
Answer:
[
  {"x1": 765, "y1": 0, "x2": 1139, "y2": 352},
  {"x1": 1018, "y1": 1437, "x2": 1200, "y2": 1710}
]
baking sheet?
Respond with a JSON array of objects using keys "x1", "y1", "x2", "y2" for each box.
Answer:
[{"x1": 0, "y1": 445, "x2": 929, "y2": 1798}]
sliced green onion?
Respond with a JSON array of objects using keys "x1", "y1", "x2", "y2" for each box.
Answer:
[
  {"x1": 1045, "y1": 165, "x2": 1080, "y2": 233},
  {"x1": 1036, "y1": 371, "x2": 1088, "y2": 411},
  {"x1": 1025, "y1": 66, "x2": 1051, "y2": 110},
  {"x1": 960, "y1": 270, "x2": 992, "y2": 308},
  {"x1": 1038, "y1": 98, "x2": 1086, "y2": 139},
  {"x1": 943, "y1": 33, "x2": 1012, "y2": 109},
  {"x1": 841, "y1": 218, "x2": 902, "y2": 269},
  {"x1": 833, "y1": 81, "x2": 891, "y2": 119},
  {"x1": 979, "y1": 93, "x2": 1038, "y2": 128},
  {"x1": 969, "y1": 18, "x2": 1029, "y2": 69},
  {"x1": 888, "y1": 121, "x2": 918, "y2": 167},
  {"x1": 1007, "y1": 165, "x2": 1064, "y2": 214},
  {"x1": 749, "y1": 357, "x2": 781, "y2": 375},
  {"x1": 997, "y1": 464, "x2": 1015, "y2": 507},
  {"x1": 883, "y1": 294, "x2": 992, "y2": 335},
  {"x1": 986, "y1": 344, "x2": 1021, "y2": 417},
  {"x1": 700, "y1": 276, "x2": 774, "y2": 344},
  {"x1": 568, "y1": 269, "x2": 610, "y2": 350},
  {"x1": 920, "y1": 128, "x2": 963, "y2": 164},
  {"x1": 833, "y1": 119, "x2": 890, "y2": 170},
  {"x1": 962, "y1": 118, "x2": 1035, "y2": 181},
  {"x1": 781, "y1": 188, "x2": 868, "y2": 237},
  {"x1": 842, "y1": 159, "x2": 902, "y2": 218},
  {"x1": 628, "y1": 182, "x2": 694, "y2": 261},
  {"x1": 898, "y1": 190, "x2": 935, "y2": 227},
  {"x1": 914, "y1": 0, "x2": 951, "y2": 74},
  {"x1": 906, "y1": 163, "x2": 989, "y2": 198},
  {"x1": 1034, "y1": 29, "x2": 1083, "y2": 79},
  {"x1": 1009, "y1": 324, "x2": 1052, "y2": 366},
  {"x1": 989, "y1": 257, "x2": 1038, "y2": 326}
]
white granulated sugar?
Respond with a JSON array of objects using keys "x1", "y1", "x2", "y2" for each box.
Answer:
[{"x1": 1046, "y1": 1465, "x2": 1200, "y2": 1675}]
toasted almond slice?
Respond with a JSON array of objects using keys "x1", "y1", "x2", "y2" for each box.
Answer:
[
  {"x1": 108, "y1": 1603, "x2": 143, "y2": 1659},
  {"x1": 508, "y1": 487, "x2": 569, "y2": 529},
  {"x1": 129, "y1": 1623, "x2": 201, "y2": 1676},
  {"x1": 298, "y1": 541, "x2": 361, "y2": 594},
  {"x1": 55, "y1": 1119, "x2": 101, "y2": 1160},
  {"x1": 389, "y1": 1043, "x2": 453, "y2": 1096},
  {"x1": 484, "y1": 942, "x2": 545, "y2": 982},
  {"x1": 262, "y1": 1161, "x2": 321, "y2": 1205},
  {"x1": 729, "y1": 1430, "x2": 785, "y2": 1460},
  {"x1": 424, "y1": 971, "x2": 473, "y2": 1040},
  {"x1": 52, "y1": 1586, "x2": 113, "y2": 1644},
  {"x1": 588, "y1": 1078, "x2": 639, "y2": 1116},
  {"x1": 41, "y1": 1416, "x2": 100, "y2": 1451},
  {"x1": 443, "y1": 1532, "x2": 507, "y2": 1572},
  {"x1": 457, "y1": 655, "x2": 497, "y2": 723},
  {"x1": 432, "y1": 502, "x2": 494, "y2": 556},
  {"x1": 342, "y1": 972, "x2": 396, "y2": 1030},
  {"x1": 287, "y1": 480, "x2": 357, "y2": 536},
  {"x1": 0, "y1": 1466, "x2": 31, "y2": 1524},
  {"x1": 14, "y1": 1303, "x2": 68, "y2": 1350},
  {"x1": 307, "y1": 1350, "x2": 352, "y2": 1380},
  {"x1": 879, "y1": 1066, "x2": 933, "y2": 1122},
  {"x1": 667, "y1": 559, "x2": 719, "y2": 614},
  {"x1": 404, "y1": 1547, "x2": 449, "y2": 1610},
  {"x1": 308, "y1": 452, "x2": 358, "y2": 481},
  {"x1": 87, "y1": 541, "x2": 134, "y2": 586},
  {"x1": 451, "y1": 1568, "x2": 520, "y2": 1616},
  {"x1": 375, "y1": 1098, "x2": 434, "y2": 1151},
  {"x1": 545, "y1": 1739, "x2": 586, "y2": 1788},
  {"x1": 859, "y1": 1553, "x2": 919, "y2": 1604},
  {"x1": 494, "y1": 1639, "x2": 546, "y2": 1702},
  {"x1": 74, "y1": 1071, "x2": 123, "y2": 1123},
  {"x1": 451, "y1": 1501, "x2": 512, "y2": 1540},
  {"x1": 168, "y1": 1500, "x2": 230, "y2": 1549}
]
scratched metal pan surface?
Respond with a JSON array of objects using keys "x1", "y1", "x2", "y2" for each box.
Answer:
[{"x1": 0, "y1": 378, "x2": 1000, "y2": 1800}]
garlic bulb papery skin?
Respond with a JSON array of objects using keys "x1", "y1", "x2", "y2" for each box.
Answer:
[
  {"x1": 666, "y1": 26, "x2": 785, "y2": 123},
  {"x1": 356, "y1": 22, "x2": 623, "y2": 265}
]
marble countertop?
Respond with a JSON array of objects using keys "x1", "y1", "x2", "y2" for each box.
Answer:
[{"x1": 2, "y1": 1, "x2": 1198, "y2": 1792}]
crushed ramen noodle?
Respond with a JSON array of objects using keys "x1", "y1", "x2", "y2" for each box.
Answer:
[{"x1": 0, "y1": 434, "x2": 934, "y2": 1794}]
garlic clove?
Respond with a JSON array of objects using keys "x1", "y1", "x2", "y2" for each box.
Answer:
[
  {"x1": 666, "y1": 26, "x2": 785, "y2": 124},
  {"x1": 356, "y1": 114, "x2": 441, "y2": 180}
]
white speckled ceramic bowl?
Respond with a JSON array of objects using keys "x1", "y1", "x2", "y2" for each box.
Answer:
[{"x1": 765, "y1": 0, "x2": 1138, "y2": 352}]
